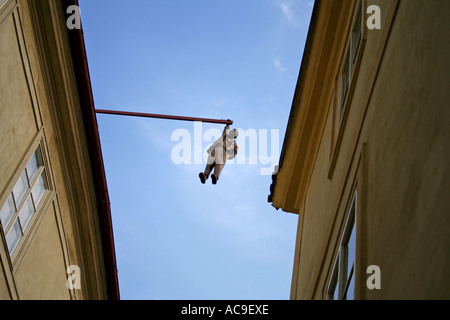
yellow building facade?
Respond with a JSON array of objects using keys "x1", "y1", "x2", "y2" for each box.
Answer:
[
  {"x1": 0, "y1": 0, "x2": 119, "y2": 299},
  {"x1": 269, "y1": 0, "x2": 450, "y2": 299}
]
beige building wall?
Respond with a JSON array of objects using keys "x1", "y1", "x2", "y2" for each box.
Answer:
[
  {"x1": 270, "y1": 0, "x2": 450, "y2": 300},
  {"x1": 0, "y1": 0, "x2": 118, "y2": 299},
  {"x1": 358, "y1": 0, "x2": 450, "y2": 299}
]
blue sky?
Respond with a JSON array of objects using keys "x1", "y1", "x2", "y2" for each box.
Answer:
[{"x1": 78, "y1": 0, "x2": 313, "y2": 300}]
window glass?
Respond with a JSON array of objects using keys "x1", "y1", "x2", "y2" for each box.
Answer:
[
  {"x1": 341, "y1": 55, "x2": 349, "y2": 98},
  {"x1": 338, "y1": 0, "x2": 363, "y2": 125},
  {"x1": 340, "y1": 51, "x2": 350, "y2": 118},
  {"x1": 346, "y1": 271, "x2": 355, "y2": 300},
  {"x1": 31, "y1": 171, "x2": 47, "y2": 208},
  {"x1": 347, "y1": 233, "x2": 356, "y2": 276},
  {"x1": 26, "y1": 149, "x2": 42, "y2": 182},
  {"x1": 351, "y1": 3, "x2": 362, "y2": 62},
  {"x1": 18, "y1": 196, "x2": 35, "y2": 231},
  {"x1": 6, "y1": 220, "x2": 22, "y2": 254},
  {"x1": 12, "y1": 171, "x2": 29, "y2": 206},
  {"x1": 344, "y1": 203, "x2": 356, "y2": 299},
  {"x1": 0, "y1": 194, "x2": 15, "y2": 227},
  {"x1": 347, "y1": 220, "x2": 356, "y2": 276}
]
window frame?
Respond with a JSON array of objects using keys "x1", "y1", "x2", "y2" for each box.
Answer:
[
  {"x1": 0, "y1": 143, "x2": 50, "y2": 257},
  {"x1": 338, "y1": 0, "x2": 364, "y2": 126},
  {"x1": 341, "y1": 198, "x2": 356, "y2": 300},
  {"x1": 328, "y1": 0, "x2": 367, "y2": 180},
  {"x1": 327, "y1": 190, "x2": 357, "y2": 300},
  {"x1": 327, "y1": 254, "x2": 340, "y2": 300}
]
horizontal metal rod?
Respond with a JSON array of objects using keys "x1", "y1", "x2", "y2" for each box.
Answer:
[{"x1": 95, "y1": 109, "x2": 233, "y2": 125}]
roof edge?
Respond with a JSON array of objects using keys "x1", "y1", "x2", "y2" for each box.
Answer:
[
  {"x1": 61, "y1": 0, "x2": 120, "y2": 300},
  {"x1": 268, "y1": 0, "x2": 321, "y2": 208}
]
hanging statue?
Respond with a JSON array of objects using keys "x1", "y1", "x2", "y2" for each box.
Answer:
[
  {"x1": 94, "y1": 108, "x2": 236, "y2": 184},
  {"x1": 199, "y1": 124, "x2": 239, "y2": 185}
]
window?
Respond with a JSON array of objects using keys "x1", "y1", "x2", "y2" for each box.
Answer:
[
  {"x1": 338, "y1": 0, "x2": 364, "y2": 124},
  {"x1": 0, "y1": 146, "x2": 48, "y2": 255},
  {"x1": 328, "y1": 256, "x2": 340, "y2": 300},
  {"x1": 342, "y1": 202, "x2": 356, "y2": 300},
  {"x1": 327, "y1": 190, "x2": 357, "y2": 300},
  {"x1": 339, "y1": 51, "x2": 351, "y2": 118},
  {"x1": 328, "y1": 0, "x2": 367, "y2": 180},
  {"x1": 351, "y1": 1, "x2": 363, "y2": 65}
]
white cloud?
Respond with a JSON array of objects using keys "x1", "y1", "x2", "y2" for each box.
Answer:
[
  {"x1": 276, "y1": 1, "x2": 297, "y2": 27},
  {"x1": 273, "y1": 57, "x2": 287, "y2": 72}
]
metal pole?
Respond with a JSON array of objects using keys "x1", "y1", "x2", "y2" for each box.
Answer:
[{"x1": 95, "y1": 109, "x2": 233, "y2": 125}]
